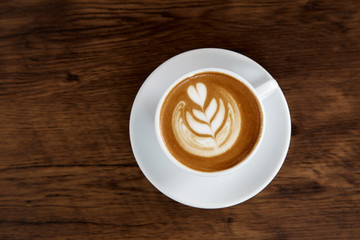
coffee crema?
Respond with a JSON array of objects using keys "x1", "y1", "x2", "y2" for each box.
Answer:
[{"x1": 159, "y1": 72, "x2": 263, "y2": 172}]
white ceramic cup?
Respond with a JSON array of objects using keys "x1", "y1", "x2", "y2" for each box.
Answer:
[{"x1": 155, "y1": 68, "x2": 278, "y2": 177}]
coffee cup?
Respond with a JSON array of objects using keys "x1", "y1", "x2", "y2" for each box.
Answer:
[{"x1": 155, "y1": 68, "x2": 278, "y2": 176}]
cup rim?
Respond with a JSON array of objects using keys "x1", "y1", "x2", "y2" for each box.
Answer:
[{"x1": 155, "y1": 67, "x2": 266, "y2": 177}]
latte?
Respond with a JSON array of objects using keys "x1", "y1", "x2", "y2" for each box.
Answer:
[{"x1": 158, "y1": 71, "x2": 263, "y2": 172}]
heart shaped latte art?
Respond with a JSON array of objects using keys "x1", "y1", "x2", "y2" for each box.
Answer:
[{"x1": 172, "y1": 82, "x2": 241, "y2": 157}]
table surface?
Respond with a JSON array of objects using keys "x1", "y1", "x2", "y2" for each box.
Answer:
[{"x1": 1, "y1": 0, "x2": 359, "y2": 239}]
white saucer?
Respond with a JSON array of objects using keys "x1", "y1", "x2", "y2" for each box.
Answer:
[{"x1": 129, "y1": 48, "x2": 291, "y2": 209}]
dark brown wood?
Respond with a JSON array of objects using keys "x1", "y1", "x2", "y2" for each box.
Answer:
[{"x1": 0, "y1": 0, "x2": 359, "y2": 239}]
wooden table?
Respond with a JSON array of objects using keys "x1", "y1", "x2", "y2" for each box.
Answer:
[{"x1": 1, "y1": 0, "x2": 359, "y2": 239}]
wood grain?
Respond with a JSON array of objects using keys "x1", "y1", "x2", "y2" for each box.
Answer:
[{"x1": 0, "y1": 0, "x2": 359, "y2": 239}]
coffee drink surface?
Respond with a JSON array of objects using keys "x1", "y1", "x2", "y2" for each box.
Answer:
[{"x1": 159, "y1": 72, "x2": 263, "y2": 172}]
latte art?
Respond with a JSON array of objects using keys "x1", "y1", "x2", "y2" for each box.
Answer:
[
  {"x1": 173, "y1": 83, "x2": 241, "y2": 157},
  {"x1": 158, "y1": 71, "x2": 262, "y2": 172}
]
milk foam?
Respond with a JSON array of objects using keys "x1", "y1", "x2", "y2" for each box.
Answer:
[{"x1": 172, "y1": 82, "x2": 241, "y2": 157}]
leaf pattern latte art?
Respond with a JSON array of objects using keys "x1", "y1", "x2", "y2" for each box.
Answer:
[{"x1": 172, "y1": 82, "x2": 241, "y2": 157}]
